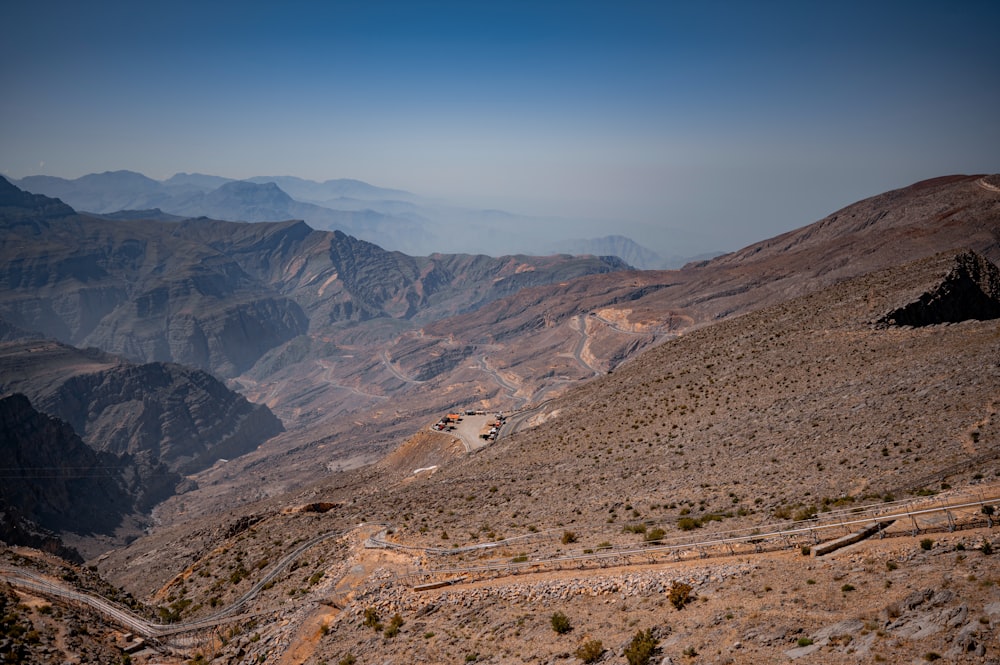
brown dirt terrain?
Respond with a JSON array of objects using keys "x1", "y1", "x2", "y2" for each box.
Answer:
[
  {"x1": 4, "y1": 176, "x2": 1000, "y2": 664},
  {"x1": 69, "y1": 248, "x2": 999, "y2": 665}
]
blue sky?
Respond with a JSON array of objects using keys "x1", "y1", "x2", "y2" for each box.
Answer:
[{"x1": 2, "y1": 1, "x2": 998, "y2": 255}]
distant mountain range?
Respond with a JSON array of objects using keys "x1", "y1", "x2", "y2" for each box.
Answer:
[
  {"x1": 0, "y1": 176, "x2": 633, "y2": 557},
  {"x1": 12, "y1": 170, "x2": 679, "y2": 262},
  {"x1": 6, "y1": 172, "x2": 997, "y2": 572},
  {"x1": 0, "y1": 176, "x2": 629, "y2": 380}
]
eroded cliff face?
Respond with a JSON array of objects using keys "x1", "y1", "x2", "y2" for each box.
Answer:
[
  {"x1": 0, "y1": 340, "x2": 283, "y2": 475},
  {"x1": 0, "y1": 394, "x2": 135, "y2": 538},
  {"x1": 877, "y1": 250, "x2": 1000, "y2": 327}
]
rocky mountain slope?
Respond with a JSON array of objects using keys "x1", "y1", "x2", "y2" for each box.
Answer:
[
  {"x1": 89, "y1": 249, "x2": 1000, "y2": 665},
  {"x1": 0, "y1": 394, "x2": 139, "y2": 551},
  {"x1": 2, "y1": 174, "x2": 999, "y2": 665},
  {"x1": 65, "y1": 174, "x2": 998, "y2": 531},
  {"x1": 0, "y1": 339, "x2": 282, "y2": 475},
  {"x1": 0, "y1": 177, "x2": 626, "y2": 382}
]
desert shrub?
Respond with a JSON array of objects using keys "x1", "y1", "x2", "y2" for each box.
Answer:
[
  {"x1": 677, "y1": 517, "x2": 699, "y2": 531},
  {"x1": 793, "y1": 506, "x2": 818, "y2": 521},
  {"x1": 384, "y1": 613, "x2": 403, "y2": 638},
  {"x1": 363, "y1": 607, "x2": 382, "y2": 631},
  {"x1": 982, "y1": 540, "x2": 994, "y2": 555},
  {"x1": 669, "y1": 581, "x2": 693, "y2": 610},
  {"x1": 645, "y1": 528, "x2": 666, "y2": 543},
  {"x1": 797, "y1": 637, "x2": 814, "y2": 647},
  {"x1": 575, "y1": 639, "x2": 604, "y2": 663},
  {"x1": 920, "y1": 538, "x2": 934, "y2": 551},
  {"x1": 338, "y1": 655, "x2": 356, "y2": 665},
  {"x1": 551, "y1": 611, "x2": 572, "y2": 634},
  {"x1": 801, "y1": 545, "x2": 811, "y2": 556},
  {"x1": 228, "y1": 564, "x2": 249, "y2": 585},
  {"x1": 624, "y1": 628, "x2": 658, "y2": 665},
  {"x1": 624, "y1": 523, "x2": 647, "y2": 534},
  {"x1": 841, "y1": 584, "x2": 855, "y2": 592},
  {"x1": 562, "y1": 531, "x2": 578, "y2": 544}
]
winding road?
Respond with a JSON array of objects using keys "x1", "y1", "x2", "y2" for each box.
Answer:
[
  {"x1": 4, "y1": 486, "x2": 996, "y2": 652},
  {"x1": 1, "y1": 525, "x2": 365, "y2": 639}
]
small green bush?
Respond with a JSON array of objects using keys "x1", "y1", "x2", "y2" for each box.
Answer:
[
  {"x1": 920, "y1": 538, "x2": 934, "y2": 551},
  {"x1": 645, "y1": 528, "x2": 666, "y2": 543},
  {"x1": 551, "y1": 611, "x2": 572, "y2": 634},
  {"x1": 384, "y1": 613, "x2": 403, "y2": 638},
  {"x1": 363, "y1": 607, "x2": 382, "y2": 631},
  {"x1": 625, "y1": 628, "x2": 658, "y2": 665},
  {"x1": 677, "y1": 517, "x2": 700, "y2": 531},
  {"x1": 575, "y1": 639, "x2": 604, "y2": 663},
  {"x1": 793, "y1": 506, "x2": 817, "y2": 521},
  {"x1": 797, "y1": 637, "x2": 814, "y2": 647},
  {"x1": 669, "y1": 581, "x2": 693, "y2": 610}
]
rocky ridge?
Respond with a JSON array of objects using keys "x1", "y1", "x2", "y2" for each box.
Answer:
[
  {"x1": 0, "y1": 339, "x2": 283, "y2": 475},
  {"x1": 0, "y1": 394, "x2": 141, "y2": 547}
]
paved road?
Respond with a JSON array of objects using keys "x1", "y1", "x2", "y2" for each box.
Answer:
[
  {"x1": 380, "y1": 352, "x2": 426, "y2": 385},
  {"x1": 476, "y1": 355, "x2": 527, "y2": 408},
  {"x1": 977, "y1": 177, "x2": 1000, "y2": 193},
  {"x1": 569, "y1": 315, "x2": 602, "y2": 377},
  {"x1": 0, "y1": 525, "x2": 363, "y2": 638}
]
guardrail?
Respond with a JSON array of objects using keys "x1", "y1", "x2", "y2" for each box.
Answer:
[
  {"x1": 0, "y1": 524, "x2": 366, "y2": 640},
  {"x1": 381, "y1": 488, "x2": 999, "y2": 586}
]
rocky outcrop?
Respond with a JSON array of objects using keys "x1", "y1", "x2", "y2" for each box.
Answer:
[
  {"x1": 0, "y1": 394, "x2": 136, "y2": 539},
  {"x1": 0, "y1": 503, "x2": 82, "y2": 562},
  {"x1": 877, "y1": 251, "x2": 1000, "y2": 327},
  {"x1": 0, "y1": 340, "x2": 283, "y2": 475}
]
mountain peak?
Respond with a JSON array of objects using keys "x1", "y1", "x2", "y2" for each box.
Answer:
[
  {"x1": 0, "y1": 176, "x2": 75, "y2": 220},
  {"x1": 212, "y1": 180, "x2": 293, "y2": 203}
]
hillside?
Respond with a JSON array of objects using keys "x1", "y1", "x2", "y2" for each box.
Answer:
[
  {"x1": 0, "y1": 176, "x2": 627, "y2": 382},
  {"x1": 89, "y1": 249, "x2": 1000, "y2": 665},
  {"x1": 0, "y1": 339, "x2": 282, "y2": 475},
  {"x1": 2, "y1": 175, "x2": 999, "y2": 664},
  {"x1": 0, "y1": 394, "x2": 140, "y2": 555}
]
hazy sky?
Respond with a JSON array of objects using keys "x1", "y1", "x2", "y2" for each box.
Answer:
[{"x1": 2, "y1": 1, "x2": 998, "y2": 254}]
